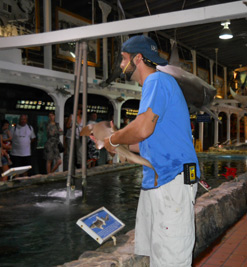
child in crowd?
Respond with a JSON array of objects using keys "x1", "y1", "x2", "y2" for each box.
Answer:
[{"x1": 1, "y1": 120, "x2": 12, "y2": 166}]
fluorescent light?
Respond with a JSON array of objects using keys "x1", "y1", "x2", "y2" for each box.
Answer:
[{"x1": 70, "y1": 51, "x2": 76, "y2": 58}]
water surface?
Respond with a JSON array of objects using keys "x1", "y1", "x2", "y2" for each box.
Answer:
[{"x1": 0, "y1": 154, "x2": 246, "y2": 266}]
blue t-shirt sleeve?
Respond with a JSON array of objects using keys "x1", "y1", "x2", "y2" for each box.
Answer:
[
  {"x1": 137, "y1": 72, "x2": 200, "y2": 189},
  {"x1": 138, "y1": 73, "x2": 171, "y2": 121}
]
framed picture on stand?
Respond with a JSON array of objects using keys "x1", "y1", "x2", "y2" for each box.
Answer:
[
  {"x1": 197, "y1": 67, "x2": 210, "y2": 83},
  {"x1": 0, "y1": 0, "x2": 40, "y2": 50},
  {"x1": 56, "y1": 7, "x2": 100, "y2": 67},
  {"x1": 180, "y1": 59, "x2": 193, "y2": 73},
  {"x1": 214, "y1": 75, "x2": 224, "y2": 98}
]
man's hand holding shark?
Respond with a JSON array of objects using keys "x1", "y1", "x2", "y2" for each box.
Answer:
[
  {"x1": 104, "y1": 108, "x2": 157, "y2": 154},
  {"x1": 80, "y1": 117, "x2": 159, "y2": 184}
]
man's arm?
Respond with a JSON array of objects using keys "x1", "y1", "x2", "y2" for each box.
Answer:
[
  {"x1": 105, "y1": 107, "x2": 158, "y2": 153},
  {"x1": 129, "y1": 143, "x2": 140, "y2": 153}
]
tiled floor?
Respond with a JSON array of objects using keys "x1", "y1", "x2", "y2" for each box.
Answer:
[{"x1": 193, "y1": 214, "x2": 247, "y2": 267}]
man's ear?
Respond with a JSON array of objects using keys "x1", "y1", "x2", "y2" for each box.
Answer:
[{"x1": 136, "y1": 53, "x2": 143, "y2": 64}]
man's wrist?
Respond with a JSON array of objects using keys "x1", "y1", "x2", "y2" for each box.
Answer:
[{"x1": 109, "y1": 134, "x2": 119, "y2": 147}]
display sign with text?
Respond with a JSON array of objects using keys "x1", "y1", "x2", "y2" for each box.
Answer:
[{"x1": 76, "y1": 207, "x2": 125, "y2": 244}]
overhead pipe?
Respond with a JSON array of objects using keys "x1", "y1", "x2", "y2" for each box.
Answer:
[{"x1": 1, "y1": 2, "x2": 245, "y2": 51}]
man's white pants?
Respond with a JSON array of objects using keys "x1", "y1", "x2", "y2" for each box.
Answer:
[{"x1": 135, "y1": 173, "x2": 197, "y2": 267}]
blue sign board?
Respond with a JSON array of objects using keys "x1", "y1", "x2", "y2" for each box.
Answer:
[{"x1": 77, "y1": 207, "x2": 125, "y2": 244}]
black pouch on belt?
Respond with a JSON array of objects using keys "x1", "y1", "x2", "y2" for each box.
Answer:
[{"x1": 183, "y1": 163, "x2": 197, "y2": 184}]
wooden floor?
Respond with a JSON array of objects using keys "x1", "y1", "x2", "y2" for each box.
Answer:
[{"x1": 193, "y1": 214, "x2": 247, "y2": 267}]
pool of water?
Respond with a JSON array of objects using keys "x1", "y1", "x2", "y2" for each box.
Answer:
[
  {"x1": 198, "y1": 154, "x2": 247, "y2": 192},
  {"x1": 0, "y1": 154, "x2": 247, "y2": 267},
  {"x1": 0, "y1": 168, "x2": 142, "y2": 267}
]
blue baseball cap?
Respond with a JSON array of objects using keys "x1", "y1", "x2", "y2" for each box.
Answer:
[{"x1": 121, "y1": 35, "x2": 168, "y2": 66}]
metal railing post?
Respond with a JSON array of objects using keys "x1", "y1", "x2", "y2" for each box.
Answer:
[
  {"x1": 81, "y1": 41, "x2": 88, "y2": 201},
  {"x1": 66, "y1": 41, "x2": 83, "y2": 202}
]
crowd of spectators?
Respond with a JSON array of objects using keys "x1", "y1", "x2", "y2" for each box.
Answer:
[{"x1": 0, "y1": 111, "x2": 126, "y2": 181}]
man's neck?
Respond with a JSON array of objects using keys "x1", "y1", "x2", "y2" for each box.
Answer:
[{"x1": 139, "y1": 68, "x2": 156, "y2": 86}]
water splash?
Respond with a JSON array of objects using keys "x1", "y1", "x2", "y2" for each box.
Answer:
[{"x1": 33, "y1": 188, "x2": 82, "y2": 199}]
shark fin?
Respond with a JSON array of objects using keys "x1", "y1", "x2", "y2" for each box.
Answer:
[{"x1": 169, "y1": 42, "x2": 180, "y2": 67}]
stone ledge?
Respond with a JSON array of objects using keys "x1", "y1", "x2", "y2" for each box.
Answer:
[
  {"x1": 0, "y1": 163, "x2": 140, "y2": 192},
  {"x1": 58, "y1": 174, "x2": 247, "y2": 267},
  {"x1": 60, "y1": 230, "x2": 149, "y2": 267},
  {"x1": 194, "y1": 175, "x2": 247, "y2": 255}
]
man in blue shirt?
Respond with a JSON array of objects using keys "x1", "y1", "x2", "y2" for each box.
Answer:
[{"x1": 104, "y1": 35, "x2": 200, "y2": 267}]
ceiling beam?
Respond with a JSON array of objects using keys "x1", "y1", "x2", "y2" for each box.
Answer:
[{"x1": 0, "y1": 1, "x2": 246, "y2": 49}]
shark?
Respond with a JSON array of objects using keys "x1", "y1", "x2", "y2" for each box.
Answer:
[
  {"x1": 157, "y1": 43, "x2": 217, "y2": 118},
  {"x1": 80, "y1": 121, "x2": 159, "y2": 186},
  {"x1": 90, "y1": 215, "x2": 109, "y2": 230}
]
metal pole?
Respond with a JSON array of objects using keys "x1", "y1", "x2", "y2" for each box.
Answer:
[
  {"x1": 81, "y1": 41, "x2": 88, "y2": 201},
  {"x1": 66, "y1": 41, "x2": 83, "y2": 202},
  {"x1": 223, "y1": 66, "x2": 228, "y2": 99},
  {"x1": 98, "y1": 1, "x2": 112, "y2": 80},
  {"x1": 92, "y1": 0, "x2": 95, "y2": 24},
  {"x1": 43, "y1": 0, "x2": 52, "y2": 69}
]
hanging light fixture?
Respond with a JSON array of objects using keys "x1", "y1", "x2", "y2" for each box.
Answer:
[{"x1": 219, "y1": 20, "x2": 233, "y2": 40}]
